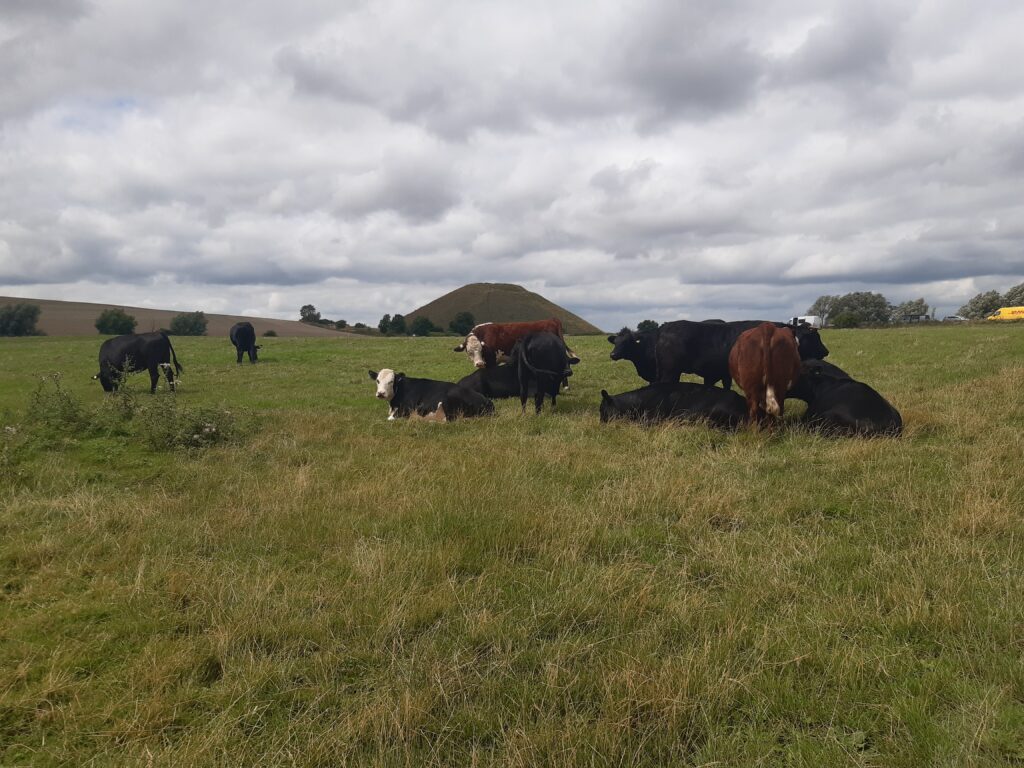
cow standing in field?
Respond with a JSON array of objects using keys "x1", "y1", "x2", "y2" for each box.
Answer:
[
  {"x1": 95, "y1": 332, "x2": 183, "y2": 393},
  {"x1": 607, "y1": 328, "x2": 658, "y2": 382},
  {"x1": 369, "y1": 369, "x2": 494, "y2": 421},
  {"x1": 655, "y1": 319, "x2": 828, "y2": 389},
  {"x1": 509, "y1": 332, "x2": 572, "y2": 413},
  {"x1": 454, "y1": 318, "x2": 579, "y2": 388},
  {"x1": 728, "y1": 322, "x2": 801, "y2": 427},
  {"x1": 599, "y1": 383, "x2": 747, "y2": 429},
  {"x1": 229, "y1": 321, "x2": 260, "y2": 364},
  {"x1": 787, "y1": 360, "x2": 902, "y2": 436}
]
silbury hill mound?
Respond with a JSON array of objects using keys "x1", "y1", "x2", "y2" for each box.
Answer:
[{"x1": 406, "y1": 283, "x2": 602, "y2": 335}]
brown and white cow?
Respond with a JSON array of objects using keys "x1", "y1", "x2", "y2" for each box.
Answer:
[
  {"x1": 728, "y1": 322, "x2": 801, "y2": 427},
  {"x1": 454, "y1": 319, "x2": 567, "y2": 369}
]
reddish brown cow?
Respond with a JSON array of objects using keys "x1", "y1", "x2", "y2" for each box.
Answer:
[
  {"x1": 728, "y1": 322, "x2": 801, "y2": 427},
  {"x1": 454, "y1": 318, "x2": 566, "y2": 369}
]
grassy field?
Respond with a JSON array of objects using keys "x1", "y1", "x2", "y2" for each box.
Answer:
[{"x1": 1, "y1": 326, "x2": 1023, "y2": 766}]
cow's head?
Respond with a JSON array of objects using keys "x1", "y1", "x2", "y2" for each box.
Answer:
[
  {"x1": 608, "y1": 328, "x2": 650, "y2": 362},
  {"x1": 455, "y1": 333, "x2": 488, "y2": 368},
  {"x1": 368, "y1": 368, "x2": 404, "y2": 400},
  {"x1": 792, "y1": 325, "x2": 829, "y2": 361},
  {"x1": 599, "y1": 389, "x2": 618, "y2": 423},
  {"x1": 93, "y1": 369, "x2": 117, "y2": 392}
]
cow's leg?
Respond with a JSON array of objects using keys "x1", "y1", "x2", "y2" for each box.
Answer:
[
  {"x1": 721, "y1": 374, "x2": 732, "y2": 390},
  {"x1": 148, "y1": 365, "x2": 160, "y2": 393},
  {"x1": 534, "y1": 388, "x2": 545, "y2": 414},
  {"x1": 236, "y1": 346, "x2": 244, "y2": 364},
  {"x1": 249, "y1": 345, "x2": 258, "y2": 364},
  {"x1": 161, "y1": 363, "x2": 177, "y2": 392}
]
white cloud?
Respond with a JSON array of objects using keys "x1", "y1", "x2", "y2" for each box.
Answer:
[{"x1": 2, "y1": 0, "x2": 1024, "y2": 331}]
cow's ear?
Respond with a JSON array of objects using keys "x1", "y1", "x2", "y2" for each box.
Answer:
[
  {"x1": 396, "y1": 372, "x2": 406, "y2": 381},
  {"x1": 368, "y1": 370, "x2": 377, "y2": 380},
  {"x1": 607, "y1": 335, "x2": 616, "y2": 344},
  {"x1": 600, "y1": 389, "x2": 612, "y2": 402},
  {"x1": 453, "y1": 343, "x2": 465, "y2": 352}
]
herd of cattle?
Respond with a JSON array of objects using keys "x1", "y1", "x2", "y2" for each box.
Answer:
[{"x1": 93, "y1": 317, "x2": 902, "y2": 436}]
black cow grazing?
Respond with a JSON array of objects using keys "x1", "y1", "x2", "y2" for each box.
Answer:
[
  {"x1": 229, "y1": 321, "x2": 260, "y2": 364},
  {"x1": 599, "y1": 382, "x2": 747, "y2": 429},
  {"x1": 510, "y1": 331, "x2": 572, "y2": 413},
  {"x1": 787, "y1": 360, "x2": 902, "y2": 437},
  {"x1": 654, "y1": 320, "x2": 829, "y2": 389},
  {"x1": 369, "y1": 369, "x2": 494, "y2": 421},
  {"x1": 95, "y1": 332, "x2": 183, "y2": 393},
  {"x1": 607, "y1": 328, "x2": 658, "y2": 383}
]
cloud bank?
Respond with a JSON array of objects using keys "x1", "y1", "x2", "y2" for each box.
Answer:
[{"x1": 3, "y1": 0, "x2": 1024, "y2": 329}]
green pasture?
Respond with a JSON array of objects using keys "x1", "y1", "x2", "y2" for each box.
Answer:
[{"x1": 1, "y1": 326, "x2": 1023, "y2": 766}]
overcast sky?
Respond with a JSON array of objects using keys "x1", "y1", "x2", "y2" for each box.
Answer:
[{"x1": 2, "y1": 0, "x2": 1023, "y2": 329}]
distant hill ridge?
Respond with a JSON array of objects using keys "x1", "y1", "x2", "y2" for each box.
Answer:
[
  {"x1": 407, "y1": 283, "x2": 602, "y2": 335},
  {"x1": 0, "y1": 296, "x2": 358, "y2": 338}
]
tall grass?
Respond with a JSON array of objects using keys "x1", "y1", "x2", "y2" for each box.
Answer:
[{"x1": 0, "y1": 327, "x2": 1022, "y2": 765}]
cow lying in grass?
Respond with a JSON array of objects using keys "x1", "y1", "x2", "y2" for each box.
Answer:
[
  {"x1": 368, "y1": 369, "x2": 494, "y2": 421},
  {"x1": 599, "y1": 383, "x2": 747, "y2": 429},
  {"x1": 788, "y1": 360, "x2": 902, "y2": 437}
]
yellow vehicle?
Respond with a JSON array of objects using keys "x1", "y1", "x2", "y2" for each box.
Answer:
[{"x1": 985, "y1": 306, "x2": 1024, "y2": 321}]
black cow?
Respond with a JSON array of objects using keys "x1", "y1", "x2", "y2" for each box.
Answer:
[
  {"x1": 655, "y1": 320, "x2": 829, "y2": 389},
  {"x1": 457, "y1": 363, "x2": 536, "y2": 399},
  {"x1": 229, "y1": 321, "x2": 260, "y2": 364},
  {"x1": 787, "y1": 360, "x2": 902, "y2": 436},
  {"x1": 510, "y1": 332, "x2": 572, "y2": 413},
  {"x1": 599, "y1": 382, "x2": 747, "y2": 429},
  {"x1": 607, "y1": 328, "x2": 658, "y2": 383},
  {"x1": 369, "y1": 369, "x2": 494, "y2": 421},
  {"x1": 95, "y1": 332, "x2": 183, "y2": 393}
]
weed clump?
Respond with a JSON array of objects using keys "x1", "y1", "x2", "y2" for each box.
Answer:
[{"x1": 16, "y1": 374, "x2": 253, "y2": 455}]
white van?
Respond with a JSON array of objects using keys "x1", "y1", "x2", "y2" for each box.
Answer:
[{"x1": 790, "y1": 315, "x2": 823, "y2": 329}]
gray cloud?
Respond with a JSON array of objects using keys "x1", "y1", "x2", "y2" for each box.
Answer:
[{"x1": 3, "y1": 0, "x2": 1024, "y2": 330}]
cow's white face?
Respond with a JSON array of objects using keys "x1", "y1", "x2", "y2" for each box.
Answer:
[
  {"x1": 464, "y1": 334, "x2": 487, "y2": 368},
  {"x1": 371, "y1": 368, "x2": 396, "y2": 400}
]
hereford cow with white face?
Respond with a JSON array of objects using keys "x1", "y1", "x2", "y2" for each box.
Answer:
[
  {"x1": 454, "y1": 319, "x2": 569, "y2": 369},
  {"x1": 368, "y1": 369, "x2": 494, "y2": 421}
]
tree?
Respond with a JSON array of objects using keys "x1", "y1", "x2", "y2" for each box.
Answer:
[
  {"x1": 830, "y1": 311, "x2": 861, "y2": 329},
  {"x1": 334, "y1": 319, "x2": 348, "y2": 329},
  {"x1": 890, "y1": 298, "x2": 929, "y2": 322},
  {"x1": 353, "y1": 322, "x2": 367, "y2": 329},
  {"x1": 95, "y1": 308, "x2": 137, "y2": 335},
  {"x1": 263, "y1": 329, "x2": 278, "y2": 337},
  {"x1": 958, "y1": 290, "x2": 1003, "y2": 320},
  {"x1": 1003, "y1": 281, "x2": 1024, "y2": 307},
  {"x1": 389, "y1": 314, "x2": 407, "y2": 335},
  {"x1": 806, "y1": 295, "x2": 840, "y2": 325},
  {"x1": 410, "y1": 316, "x2": 437, "y2": 336},
  {"x1": 169, "y1": 311, "x2": 208, "y2": 336},
  {"x1": 0, "y1": 303, "x2": 42, "y2": 336},
  {"x1": 300, "y1": 304, "x2": 321, "y2": 323},
  {"x1": 378, "y1": 314, "x2": 392, "y2": 334},
  {"x1": 449, "y1": 311, "x2": 476, "y2": 336},
  {"x1": 828, "y1": 292, "x2": 892, "y2": 325},
  {"x1": 636, "y1": 319, "x2": 659, "y2": 332}
]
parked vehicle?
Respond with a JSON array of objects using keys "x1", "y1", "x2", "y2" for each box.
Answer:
[
  {"x1": 789, "y1": 315, "x2": 823, "y2": 329},
  {"x1": 985, "y1": 306, "x2": 1024, "y2": 321}
]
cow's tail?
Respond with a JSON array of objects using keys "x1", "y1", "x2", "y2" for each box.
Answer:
[
  {"x1": 164, "y1": 333, "x2": 184, "y2": 374},
  {"x1": 763, "y1": 326, "x2": 781, "y2": 418},
  {"x1": 518, "y1": 344, "x2": 566, "y2": 378}
]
